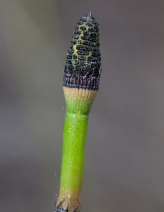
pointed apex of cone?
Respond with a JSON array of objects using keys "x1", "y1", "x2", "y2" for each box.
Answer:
[{"x1": 85, "y1": 11, "x2": 94, "y2": 19}]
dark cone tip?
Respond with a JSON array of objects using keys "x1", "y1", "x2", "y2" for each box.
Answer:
[{"x1": 85, "y1": 11, "x2": 94, "y2": 19}]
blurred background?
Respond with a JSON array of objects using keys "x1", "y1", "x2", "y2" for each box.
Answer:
[{"x1": 0, "y1": 0, "x2": 164, "y2": 211}]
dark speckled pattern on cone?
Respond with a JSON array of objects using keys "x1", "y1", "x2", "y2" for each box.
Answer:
[{"x1": 63, "y1": 12, "x2": 102, "y2": 90}]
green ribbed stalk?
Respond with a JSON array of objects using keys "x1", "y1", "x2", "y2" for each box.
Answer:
[
  {"x1": 60, "y1": 112, "x2": 88, "y2": 198},
  {"x1": 56, "y1": 88, "x2": 96, "y2": 212}
]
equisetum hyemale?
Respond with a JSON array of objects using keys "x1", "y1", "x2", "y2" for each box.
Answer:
[{"x1": 54, "y1": 11, "x2": 102, "y2": 212}]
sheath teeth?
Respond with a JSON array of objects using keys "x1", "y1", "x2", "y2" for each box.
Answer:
[{"x1": 63, "y1": 12, "x2": 102, "y2": 90}]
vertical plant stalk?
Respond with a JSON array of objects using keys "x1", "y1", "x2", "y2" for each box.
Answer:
[{"x1": 55, "y1": 12, "x2": 101, "y2": 212}]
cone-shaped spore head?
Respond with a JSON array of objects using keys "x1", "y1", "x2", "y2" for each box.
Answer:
[{"x1": 63, "y1": 12, "x2": 101, "y2": 90}]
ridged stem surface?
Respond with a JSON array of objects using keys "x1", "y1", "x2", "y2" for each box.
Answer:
[{"x1": 56, "y1": 87, "x2": 96, "y2": 212}]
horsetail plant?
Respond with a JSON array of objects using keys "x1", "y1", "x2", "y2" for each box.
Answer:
[{"x1": 54, "y1": 12, "x2": 102, "y2": 212}]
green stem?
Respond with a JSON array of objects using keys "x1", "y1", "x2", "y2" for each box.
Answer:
[
  {"x1": 56, "y1": 88, "x2": 96, "y2": 211},
  {"x1": 61, "y1": 112, "x2": 88, "y2": 198}
]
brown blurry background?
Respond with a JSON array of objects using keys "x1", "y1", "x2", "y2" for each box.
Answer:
[{"x1": 0, "y1": 0, "x2": 164, "y2": 211}]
